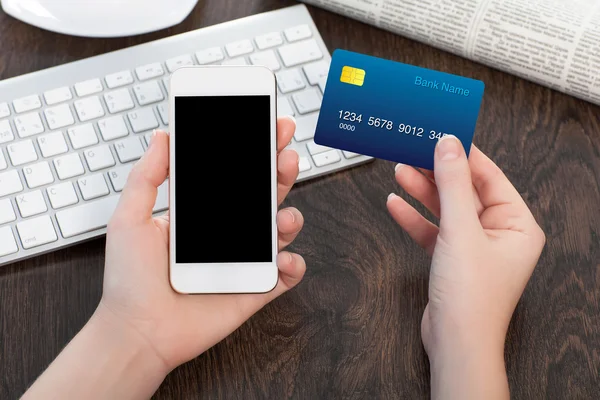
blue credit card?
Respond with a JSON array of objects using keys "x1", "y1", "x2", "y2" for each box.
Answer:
[{"x1": 314, "y1": 49, "x2": 485, "y2": 170}]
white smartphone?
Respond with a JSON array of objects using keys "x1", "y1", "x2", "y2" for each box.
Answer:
[{"x1": 168, "y1": 66, "x2": 279, "y2": 294}]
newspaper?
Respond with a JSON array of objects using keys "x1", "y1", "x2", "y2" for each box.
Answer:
[{"x1": 300, "y1": 0, "x2": 600, "y2": 106}]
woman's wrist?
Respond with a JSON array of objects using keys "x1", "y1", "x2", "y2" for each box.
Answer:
[
  {"x1": 427, "y1": 335, "x2": 509, "y2": 400},
  {"x1": 22, "y1": 303, "x2": 169, "y2": 400},
  {"x1": 87, "y1": 303, "x2": 170, "y2": 395}
]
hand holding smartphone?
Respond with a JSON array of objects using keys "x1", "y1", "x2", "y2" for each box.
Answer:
[{"x1": 169, "y1": 66, "x2": 279, "y2": 294}]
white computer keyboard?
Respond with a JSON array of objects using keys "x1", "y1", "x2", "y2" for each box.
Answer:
[{"x1": 0, "y1": 4, "x2": 372, "y2": 267}]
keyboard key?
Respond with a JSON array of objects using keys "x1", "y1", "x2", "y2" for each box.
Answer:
[
  {"x1": 16, "y1": 190, "x2": 47, "y2": 218},
  {"x1": 17, "y1": 215, "x2": 57, "y2": 249},
  {"x1": 13, "y1": 95, "x2": 42, "y2": 113},
  {"x1": 225, "y1": 39, "x2": 254, "y2": 57},
  {"x1": 47, "y1": 182, "x2": 78, "y2": 209},
  {"x1": 108, "y1": 163, "x2": 133, "y2": 192},
  {"x1": 105, "y1": 70, "x2": 134, "y2": 89},
  {"x1": 0, "y1": 198, "x2": 16, "y2": 224},
  {"x1": 14, "y1": 112, "x2": 44, "y2": 138},
  {"x1": 74, "y1": 96, "x2": 105, "y2": 121},
  {"x1": 343, "y1": 151, "x2": 361, "y2": 159},
  {"x1": 318, "y1": 78, "x2": 327, "y2": 94},
  {"x1": 98, "y1": 116, "x2": 129, "y2": 141},
  {"x1": 154, "y1": 181, "x2": 169, "y2": 211},
  {"x1": 56, "y1": 181, "x2": 168, "y2": 238},
  {"x1": 157, "y1": 103, "x2": 169, "y2": 125},
  {"x1": 23, "y1": 161, "x2": 54, "y2": 188},
  {"x1": 162, "y1": 77, "x2": 171, "y2": 94},
  {"x1": 278, "y1": 39, "x2": 322, "y2": 67},
  {"x1": 255, "y1": 32, "x2": 283, "y2": 50},
  {"x1": 78, "y1": 173, "x2": 109, "y2": 200},
  {"x1": 312, "y1": 149, "x2": 341, "y2": 167},
  {"x1": 44, "y1": 87, "x2": 73, "y2": 105},
  {"x1": 54, "y1": 153, "x2": 85, "y2": 180},
  {"x1": 166, "y1": 54, "x2": 194, "y2": 73},
  {"x1": 84, "y1": 144, "x2": 115, "y2": 171},
  {"x1": 133, "y1": 81, "x2": 164, "y2": 106},
  {"x1": 0, "y1": 102, "x2": 10, "y2": 118},
  {"x1": 292, "y1": 88, "x2": 321, "y2": 114},
  {"x1": 299, "y1": 156, "x2": 311, "y2": 172},
  {"x1": 303, "y1": 60, "x2": 329, "y2": 85},
  {"x1": 8, "y1": 140, "x2": 37, "y2": 166},
  {"x1": 136, "y1": 63, "x2": 165, "y2": 81},
  {"x1": 128, "y1": 108, "x2": 159, "y2": 133},
  {"x1": 144, "y1": 133, "x2": 153, "y2": 146},
  {"x1": 249, "y1": 50, "x2": 281, "y2": 71},
  {"x1": 75, "y1": 78, "x2": 104, "y2": 97},
  {"x1": 276, "y1": 69, "x2": 305, "y2": 93},
  {"x1": 104, "y1": 89, "x2": 135, "y2": 114},
  {"x1": 38, "y1": 132, "x2": 68, "y2": 158},
  {"x1": 221, "y1": 57, "x2": 248, "y2": 66},
  {"x1": 44, "y1": 104, "x2": 75, "y2": 130},
  {"x1": 196, "y1": 47, "x2": 224, "y2": 64},
  {"x1": 0, "y1": 119, "x2": 14, "y2": 143},
  {"x1": 67, "y1": 123, "x2": 98, "y2": 149},
  {"x1": 307, "y1": 141, "x2": 332, "y2": 155},
  {"x1": 114, "y1": 137, "x2": 144, "y2": 163},
  {"x1": 57, "y1": 195, "x2": 119, "y2": 237},
  {"x1": 0, "y1": 226, "x2": 18, "y2": 256},
  {"x1": 294, "y1": 113, "x2": 318, "y2": 141},
  {"x1": 0, "y1": 150, "x2": 6, "y2": 170},
  {"x1": 0, "y1": 170, "x2": 23, "y2": 197},
  {"x1": 284, "y1": 24, "x2": 312, "y2": 42},
  {"x1": 277, "y1": 97, "x2": 294, "y2": 117}
]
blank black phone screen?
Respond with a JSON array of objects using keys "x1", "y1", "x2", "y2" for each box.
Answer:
[{"x1": 174, "y1": 95, "x2": 272, "y2": 263}]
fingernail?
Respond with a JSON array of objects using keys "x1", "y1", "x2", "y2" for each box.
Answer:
[
  {"x1": 284, "y1": 209, "x2": 296, "y2": 223},
  {"x1": 388, "y1": 193, "x2": 397, "y2": 201},
  {"x1": 437, "y1": 135, "x2": 460, "y2": 161},
  {"x1": 278, "y1": 251, "x2": 293, "y2": 265},
  {"x1": 148, "y1": 130, "x2": 157, "y2": 147},
  {"x1": 395, "y1": 163, "x2": 404, "y2": 172},
  {"x1": 285, "y1": 115, "x2": 296, "y2": 126}
]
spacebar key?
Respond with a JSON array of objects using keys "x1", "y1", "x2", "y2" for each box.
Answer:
[
  {"x1": 56, "y1": 196, "x2": 120, "y2": 238},
  {"x1": 56, "y1": 181, "x2": 169, "y2": 238}
]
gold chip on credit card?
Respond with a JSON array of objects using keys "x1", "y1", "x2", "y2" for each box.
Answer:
[{"x1": 340, "y1": 66, "x2": 365, "y2": 86}]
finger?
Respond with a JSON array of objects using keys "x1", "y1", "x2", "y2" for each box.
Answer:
[
  {"x1": 267, "y1": 252, "x2": 307, "y2": 299},
  {"x1": 400, "y1": 165, "x2": 485, "y2": 218},
  {"x1": 111, "y1": 130, "x2": 169, "y2": 227},
  {"x1": 277, "y1": 149, "x2": 299, "y2": 205},
  {"x1": 433, "y1": 135, "x2": 480, "y2": 234},
  {"x1": 236, "y1": 252, "x2": 306, "y2": 316},
  {"x1": 387, "y1": 193, "x2": 438, "y2": 254},
  {"x1": 468, "y1": 145, "x2": 528, "y2": 209},
  {"x1": 277, "y1": 207, "x2": 304, "y2": 250},
  {"x1": 395, "y1": 163, "x2": 441, "y2": 218},
  {"x1": 418, "y1": 168, "x2": 435, "y2": 182},
  {"x1": 238, "y1": 251, "x2": 307, "y2": 314},
  {"x1": 277, "y1": 116, "x2": 296, "y2": 153}
]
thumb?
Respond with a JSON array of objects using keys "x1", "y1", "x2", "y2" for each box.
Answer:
[
  {"x1": 111, "y1": 130, "x2": 169, "y2": 227},
  {"x1": 433, "y1": 135, "x2": 480, "y2": 234}
]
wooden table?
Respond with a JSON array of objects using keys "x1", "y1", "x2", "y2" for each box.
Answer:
[{"x1": 1, "y1": 1, "x2": 599, "y2": 398}]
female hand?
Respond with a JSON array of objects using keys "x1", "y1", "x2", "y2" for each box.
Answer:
[
  {"x1": 99, "y1": 117, "x2": 305, "y2": 372},
  {"x1": 22, "y1": 117, "x2": 305, "y2": 400},
  {"x1": 387, "y1": 135, "x2": 545, "y2": 399}
]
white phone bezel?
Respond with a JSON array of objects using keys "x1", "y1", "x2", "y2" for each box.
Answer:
[{"x1": 168, "y1": 66, "x2": 278, "y2": 294}]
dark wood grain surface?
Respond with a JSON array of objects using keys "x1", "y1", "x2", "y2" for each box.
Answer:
[{"x1": 1, "y1": 1, "x2": 599, "y2": 399}]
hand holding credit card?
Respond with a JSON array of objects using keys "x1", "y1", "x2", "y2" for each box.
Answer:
[{"x1": 314, "y1": 49, "x2": 485, "y2": 170}]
